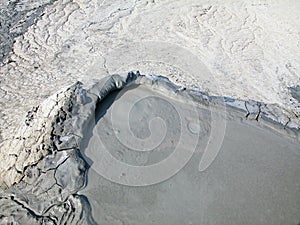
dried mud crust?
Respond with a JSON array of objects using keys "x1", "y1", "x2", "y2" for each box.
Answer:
[
  {"x1": 0, "y1": 83, "x2": 96, "y2": 224},
  {"x1": 1, "y1": 0, "x2": 299, "y2": 146},
  {"x1": 0, "y1": 73, "x2": 299, "y2": 224},
  {"x1": 0, "y1": 0, "x2": 55, "y2": 65}
]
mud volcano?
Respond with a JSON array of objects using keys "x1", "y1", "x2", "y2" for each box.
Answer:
[{"x1": 0, "y1": 72, "x2": 299, "y2": 224}]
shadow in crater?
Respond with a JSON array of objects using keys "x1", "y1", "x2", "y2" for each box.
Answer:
[{"x1": 79, "y1": 84, "x2": 140, "y2": 169}]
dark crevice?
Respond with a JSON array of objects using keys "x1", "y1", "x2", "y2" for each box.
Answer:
[
  {"x1": 255, "y1": 103, "x2": 261, "y2": 121},
  {"x1": 284, "y1": 117, "x2": 291, "y2": 129},
  {"x1": 1, "y1": 195, "x2": 56, "y2": 223},
  {"x1": 244, "y1": 101, "x2": 250, "y2": 118}
]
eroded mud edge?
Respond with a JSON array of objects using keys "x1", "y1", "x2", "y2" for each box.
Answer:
[{"x1": 0, "y1": 72, "x2": 299, "y2": 224}]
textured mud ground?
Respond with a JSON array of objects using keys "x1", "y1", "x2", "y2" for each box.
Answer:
[
  {"x1": 0, "y1": 0, "x2": 55, "y2": 65},
  {"x1": 0, "y1": 73, "x2": 299, "y2": 224},
  {"x1": 0, "y1": 0, "x2": 299, "y2": 144}
]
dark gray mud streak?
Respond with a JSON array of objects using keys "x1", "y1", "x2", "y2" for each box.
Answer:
[
  {"x1": 0, "y1": 0, "x2": 55, "y2": 65},
  {"x1": 289, "y1": 85, "x2": 300, "y2": 103}
]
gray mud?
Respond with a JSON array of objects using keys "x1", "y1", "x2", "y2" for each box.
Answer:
[
  {"x1": 289, "y1": 85, "x2": 300, "y2": 103},
  {"x1": 0, "y1": 72, "x2": 299, "y2": 224}
]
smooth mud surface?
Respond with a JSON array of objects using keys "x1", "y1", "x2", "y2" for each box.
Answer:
[{"x1": 80, "y1": 78, "x2": 300, "y2": 225}]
